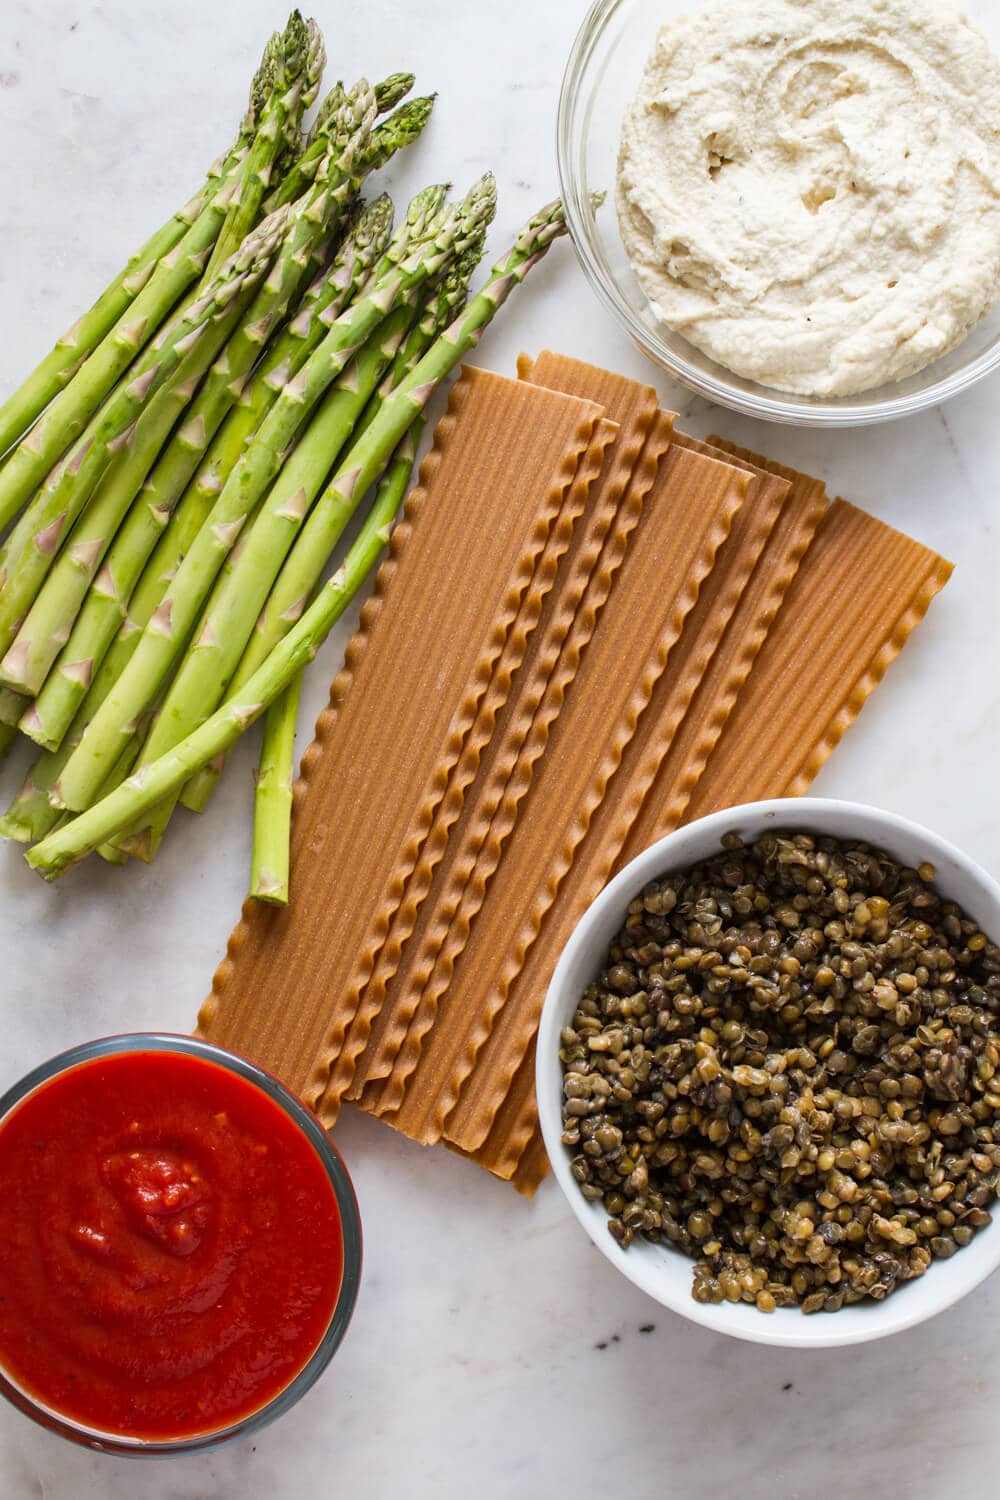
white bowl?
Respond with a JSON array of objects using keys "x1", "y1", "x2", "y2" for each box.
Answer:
[{"x1": 536, "y1": 798, "x2": 1000, "y2": 1348}]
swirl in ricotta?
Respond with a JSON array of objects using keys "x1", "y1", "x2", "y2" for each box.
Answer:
[{"x1": 617, "y1": 0, "x2": 1000, "y2": 395}]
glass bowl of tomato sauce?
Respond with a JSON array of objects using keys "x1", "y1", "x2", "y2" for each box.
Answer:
[{"x1": 0, "y1": 1033, "x2": 361, "y2": 1455}]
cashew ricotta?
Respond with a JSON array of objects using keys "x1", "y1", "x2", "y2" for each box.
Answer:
[{"x1": 617, "y1": 0, "x2": 1000, "y2": 396}]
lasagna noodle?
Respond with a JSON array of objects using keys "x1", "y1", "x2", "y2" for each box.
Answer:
[
  {"x1": 481, "y1": 497, "x2": 953, "y2": 1179},
  {"x1": 682, "y1": 497, "x2": 954, "y2": 818},
  {"x1": 198, "y1": 367, "x2": 605, "y2": 1104},
  {"x1": 344, "y1": 355, "x2": 667, "y2": 1110},
  {"x1": 613, "y1": 445, "x2": 826, "y2": 866},
  {"x1": 380, "y1": 442, "x2": 749, "y2": 1150},
  {"x1": 318, "y1": 410, "x2": 621, "y2": 1112},
  {"x1": 440, "y1": 445, "x2": 796, "y2": 1167}
]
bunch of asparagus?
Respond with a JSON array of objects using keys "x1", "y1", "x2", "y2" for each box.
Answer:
[{"x1": 0, "y1": 12, "x2": 581, "y2": 902}]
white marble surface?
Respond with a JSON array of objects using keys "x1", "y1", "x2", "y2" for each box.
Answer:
[{"x1": 2, "y1": 0, "x2": 1000, "y2": 1495}]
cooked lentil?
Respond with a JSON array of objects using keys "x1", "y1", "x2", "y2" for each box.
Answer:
[{"x1": 558, "y1": 831, "x2": 1000, "y2": 1313}]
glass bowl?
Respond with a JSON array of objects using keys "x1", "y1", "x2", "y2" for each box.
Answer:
[
  {"x1": 557, "y1": 0, "x2": 1000, "y2": 427},
  {"x1": 0, "y1": 1033, "x2": 362, "y2": 1456}
]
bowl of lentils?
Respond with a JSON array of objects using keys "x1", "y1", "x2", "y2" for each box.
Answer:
[{"x1": 537, "y1": 799, "x2": 1000, "y2": 1347}]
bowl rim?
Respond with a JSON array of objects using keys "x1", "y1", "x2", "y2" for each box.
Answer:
[
  {"x1": 536, "y1": 797, "x2": 1000, "y2": 1348},
  {"x1": 0, "y1": 1032, "x2": 362, "y2": 1455},
  {"x1": 556, "y1": 0, "x2": 1000, "y2": 428}
]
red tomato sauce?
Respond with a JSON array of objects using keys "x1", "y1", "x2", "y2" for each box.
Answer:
[{"x1": 0, "y1": 1049, "x2": 345, "y2": 1440}]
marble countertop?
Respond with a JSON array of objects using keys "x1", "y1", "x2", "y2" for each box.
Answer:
[{"x1": 2, "y1": 1, "x2": 1000, "y2": 1495}]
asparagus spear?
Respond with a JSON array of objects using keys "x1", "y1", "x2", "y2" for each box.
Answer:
[
  {"x1": 0, "y1": 206, "x2": 292, "y2": 670},
  {"x1": 0, "y1": 27, "x2": 324, "y2": 546},
  {"x1": 201, "y1": 13, "x2": 324, "y2": 285},
  {"x1": 0, "y1": 190, "x2": 205, "y2": 467},
  {"x1": 310, "y1": 82, "x2": 346, "y2": 140},
  {"x1": 49, "y1": 194, "x2": 568, "y2": 871},
  {"x1": 0, "y1": 738, "x2": 75, "y2": 842},
  {"x1": 177, "y1": 229, "x2": 479, "y2": 818},
  {"x1": 0, "y1": 22, "x2": 283, "y2": 461},
  {"x1": 275, "y1": 17, "x2": 326, "y2": 178},
  {"x1": 117, "y1": 293, "x2": 425, "y2": 859},
  {"x1": 249, "y1": 668, "x2": 303, "y2": 904},
  {"x1": 267, "y1": 77, "x2": 341, "y2": 209},
  {"x1": 8, "y1": 98, "x2": 376, "y2": 725},
  {"x1": 270, "y1": 90, "x2": 434, "y2": 211},
  {"x1": 29, "y1": 421, "x2": 425, "y2": 877},
  {"x1": 21, "y1": 202, "x2": 395, "y2": 758},
  {"x1": 53, "y1": 185, "x2": 480, "y2": 815},
  {"x1": 117, "y1": 178, "x2": 495, "y2": 857},
  {"x1": 373, "y1": 72, "x2": 416, "y2": 115},
  {"x1": 229, "y1": 245, "x2": 492, "y2": 700},
  {"x1": 272, "y1": 71, "x2": 415, "y2": 207},
  {"x1": 367, "y1": 95, "x2": 437, "y2": 173},
  {"x1": 248, "y1": 421, "x2": 422, "y2": 897},
  {"x1": 0, "y1": 687, "x2": 26, "y2": 726},
  {"x1": 1, "y1": 207, "x2": 294, "y2": 701},
  {"x1": 0, "y1": 175, "x2": 246, "y2": 538},
  {"x1": 296, "y1": 63, "x2": 415, "y2": 167}
]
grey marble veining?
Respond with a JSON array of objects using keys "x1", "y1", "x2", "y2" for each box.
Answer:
[{"x1": 2, "y1": 2, "x2": 999, "y2": 1496}]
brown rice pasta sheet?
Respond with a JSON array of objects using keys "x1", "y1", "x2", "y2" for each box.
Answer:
[
  {"x1": 316, "y1": 411, "x2": 621, "y2": 1112},
  {"x1": 380, "y1": 441, "x2": 749, "y2": 1151},
  {"x1": 681, "y1": 497, "x2": 954, "y2": 819},
  {"x1": 444, "y1": 1087, "x2": 549, "y2": 1198},
  {"x1": 477, "y1": 494, "x2": 952, "y2": 1183},
  {"x1": 467, "y1": 1042, "x2": 540, "y2": 1184},
  {"x1": 509, "y1": 1127, "x2": 550, "y2": 1199},
  {"x1": 447, "y1": 440, "x2": 795, "y2": 1176},
  {"x1": 198, "y1": 367, "x2": 606, "y2": 1105},
  {"x1": 352, "y1": 404, "x2": 668, "y2": 1119},
  {"x1": 424, "y1": 433, "x2": 782, "y2": 1175},
  {"x1": 344, "y1": 356, "x2": 668, "y2": 1111},
  {"x1": 704, "y1": 438, "x2": 828, "y2": 495},
  {"x1": 613, "y1": 448, "x2": 827, "y2": 867}
]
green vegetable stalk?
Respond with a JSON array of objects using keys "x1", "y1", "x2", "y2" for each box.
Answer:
[
  {"x1": 0, "y1": 18, "x2": 285, "y2": 462},
  {"x1": 52, "y1": 184, "x2": 481, "y2": 815},
  {"x1": 29, "y1": 197, "x2": 576, "y2": 875},
  {"x1": 19, "y1": 201, "x2": 395, "y2": 760},
  {"x1": 249, "y1": 669, "x2": 304, "y2": 904}
]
